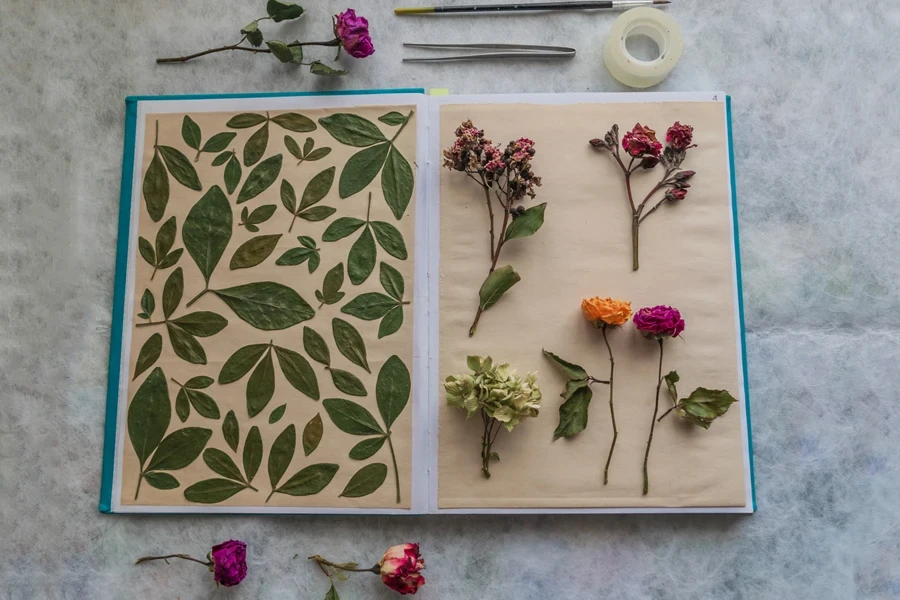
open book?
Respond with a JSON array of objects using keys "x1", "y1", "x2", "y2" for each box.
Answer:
[{"x1": 100, "y1": 90, "x2": 754, "y2": 514}]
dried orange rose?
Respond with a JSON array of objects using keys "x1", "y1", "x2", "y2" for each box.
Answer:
[{"x1": 581, "y1": 297, "x2": 632, "y2": 328}]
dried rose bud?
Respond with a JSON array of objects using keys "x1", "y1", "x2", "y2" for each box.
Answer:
[
  {"x1": 665, "y1": 188, "x2": 688, "y2": 201},
  {"x1": 673, "y1": 170, "x2": 695, "y2": 181},
  {"x1": 379, "y1": 543, "x2": 425, "y2": 595},
  {"x1": 589, "y1": 138, "x2": 607, "y2": 149},
  {"x1": 640, "y1": 156, "x2": 660, "y2": 169}
]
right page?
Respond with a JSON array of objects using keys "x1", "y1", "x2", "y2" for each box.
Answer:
[{"x1": 433, "y1": 94, "x2": 752, "y2": 512}]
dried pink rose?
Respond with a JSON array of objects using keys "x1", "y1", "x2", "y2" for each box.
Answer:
[
  {"x1": 633, "y1": 305, "x2": 685, "y2": 339},
  {"x1": 380, "y1": 543, "x2": 426, "y2": 595},
  {"x1": 211, "y1": 540, "x2": 248, "y2": 587},
  {"x1": 622, "y1": 123, "x2": 662, "y2": 158},
  {"x1": 666, "y1": 122, "x2": 696, "y2": 150},
  {"x1": 334, "y1": 9, "x2": 374, "y2": 58}
]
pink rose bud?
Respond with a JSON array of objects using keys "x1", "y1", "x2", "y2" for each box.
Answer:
[
  {"x1": 666, "y1": 188, "x2": 688, "y2": 201},
  {"x1": 379, "y1": 543, "x2": 425, "y2": 595},
  {"x1": 673, "y1": 169, "x2": 696, "y2": 181},
  {"x1": 334, "y1": 9, "x2": 375, "y2": 58},
  {"x1": 210, "y1": 540, "x2": 247, "y2": 587}
]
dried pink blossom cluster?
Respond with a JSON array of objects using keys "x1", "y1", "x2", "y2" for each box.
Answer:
[
  {"x1": 622, "y1": 123, "x2": 663, "y2": 158},
  {"x1": 443, "y1": 121, "x2": 541, "y2": 201},
  {"x1": 666, "y1": 121, "x2": 696, "y2": 151}
]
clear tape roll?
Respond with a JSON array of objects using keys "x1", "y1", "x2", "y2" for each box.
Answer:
[{"x1": 603, "y1": 7, "x2": 683, "y2": 89}]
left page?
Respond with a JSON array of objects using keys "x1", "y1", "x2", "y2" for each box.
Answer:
[{"x1": 107, "y1": 93, "x2": 427, "y2": 513}]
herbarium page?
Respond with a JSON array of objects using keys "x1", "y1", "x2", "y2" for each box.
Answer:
[
  {"x1": 120, "y1": 104, "x2": 417, "y2": 509},
  {"x1": 437, "y1": 101, "x2": 747, "y2": 509}
]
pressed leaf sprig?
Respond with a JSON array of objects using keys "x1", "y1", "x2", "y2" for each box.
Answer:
[
  {"x1": 156, "y1": 4, "x2": 374, "y2": 77},
  {"x1": 542, "y1": 297, "x2": 632, "y2": 484},
  {"x1": 310, "y1": 543, "x2": 425, "y2": 598},
  {"x1": 589, "y1": 122, "x2": 697, "y2": 270},
  {"x1": 444, "y1": 356, "x2": 541, "y2": 478},
  {"x1": 633, "y1": 305, "x2": 737, "y2": 495},
  {"x1": 443, "y1": 121, "x2": 546, "y2": 336},
  {"x1": 136, "y1": 539, "x2": 247, "y2": 587}
]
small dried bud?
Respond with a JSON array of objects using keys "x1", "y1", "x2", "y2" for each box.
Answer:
[
  {"x1": 673, "y1": 170, "x2": 695, "y2": 181},
  {"x1": 516, "y1": 205, "x2": 526, "y2": 214},
  {"x1": 589, "y1": 138, "x2": 607, "y2": 149},
  {"x1": 640, "y1": 156, "x2": 660, "y2": 169},
  {"x1": 665, "y1": 188, "x2": 688, "y2": 201}
]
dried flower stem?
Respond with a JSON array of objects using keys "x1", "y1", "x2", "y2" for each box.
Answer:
[
  {"x1": 468, "y1": 174, "x2": 512, "y2": 337},
  {"x1": 643, "y1": 338, "x2": 665, "y2": 495},
  {"x1": 601, "y1": 327, "x2": 617, "y2": 485},
  {"x1": 309, "y1": 555, "x2": 380, "y2": 574},
  {"x1": 480, "y1": 410, "x2": 502, "y2": 479},
  {"x1": 135, "y1": 554, "x2": 212, "y2": 567},
  {"x1": 157, "y1": 37, "x2": 340, "y2": 64}
]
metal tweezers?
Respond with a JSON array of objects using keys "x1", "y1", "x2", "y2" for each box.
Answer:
[{"x1": 402, "y1": 43, "x2": 576, "y2": 62}]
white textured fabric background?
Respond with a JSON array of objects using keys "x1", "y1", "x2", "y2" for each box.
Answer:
[{"x1": 2, "y1": 0, "x2": 899, "y2": 598}]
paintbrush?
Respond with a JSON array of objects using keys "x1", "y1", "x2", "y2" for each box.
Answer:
[{"x1": 396, "y1": 0, "x2": 670, "y2": 15}]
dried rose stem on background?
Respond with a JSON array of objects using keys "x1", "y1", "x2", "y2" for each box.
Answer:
[{"x1": 589, "y1": 122, "x2": 696, "y2": 271}]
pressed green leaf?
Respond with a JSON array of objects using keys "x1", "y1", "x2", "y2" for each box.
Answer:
[
  {"x1": 156, "y1": 248, "x2": 183, "y2": 270},
  {"x1": 266, "y1": 40, "x2": 294, "y2": 63},
  {"x1": 340, "y1": 463, "x2": 387, "y2": 498},
  {"x1": 319, "y1": 114, "x2": 386, "y2": 147},
  {"x1": 222, "y1": 410, "x2": 239, "y2": 452},
  {"x1": 140, "y1": 290, "x2": 155, "y2": 319},
  {"x1": 370, "y1": 221, "x2": 408, "y2": 260},
  {"x1": 227, "y1": 113, "x2": 267, "y2": 128},
  {"x1": 309, "y1": 61, "x2": 348, "y2": 76},
  {"x1": 219, "y1": 343, "x2": 269, "y2": 384},
  {"x1": 147, "y1": 427, "x2": 212, "y2": 471},
  {"x1": 322, "y1": 217, "x2": 366, "y2": 241},
  {"x1": 246, "y1": 204, "x2": 276, "y2": 225},
  {"x1": 378, "y1": 112, "x2": 408, "y2": 126},
  {"x1": 175, "y1": 388, "x2": 190, "y2": 422},
  {"x1": 224, "y1": 155, "x2": 242, "y2": 195},
  {"x1": 155, "y1": 216, "x2": 177, "y2": 262},
  {"x1": 299, "y1": 166, "x2": 336, "y2": 211},
  {"x1": 167, "y1": 323, "x2": 206, "y2": 365},
  {"x1": 184, "y1": 478, "x2": 246, "y2": 503},
  {"x1": 128, "y1": 367, "x2": 170, "y2": 467},
  {"x1": 331, "y1": 318, "x2": 370, "y2": 372},
  {"x1": 185, "y1": 376, "x2": 214, "y2": 389},
  {"x1": 302, "y1": 413, "x2": 323, "y2": 456},
  {"x1": 280, "y1": 179, "x2": 297, "y2": 213},
  {"x1": 326, "y1": 582, "x2": 339, "y2": 600},
  {"x1": 331, "y1": 368, "x2": 367, "y2": 397},
  {"x1": 376, "y1": 355, "x2": 410, "y2": 430},
  {"x1": 275, "y1": 246, "x2": 316, "y2": 267},
  {"x1": 170, "y1": 311, "x2": 227, "y2": 337},
  {"x1": 542, "y1": 349, "x2": 589, "y2": 381},
  {"x1": 308, "y1": 253, "x2": 321, "y2": 273},
  {"x1": 378, "y1": 306, "x2": 403, "y2": 339},
  {"x1": 379, "y1": 262, "x2": 404, "y2": 301},
  {"x1": 553, "y1": 385, "x2": 592, "y2": 440},
  {"x1": 322, "y1": 398, "x2": 383, "y2": 436},
  {"x1": 182, "y1": 185, "x2": 233, "y2": 284},
  {"x1": 268, "y1": 424, "x2": 296, "y2": 489},
  {"x1": 341, "y1": 292, "x2": 398, "y2": 320},
  {"x1": 267, "y1": 0, "x2": 304, "y2": 22},
  {"x1": 276, "y1": 463, "x2": 339, "y2": 496},
  {"x1": 143, "y1": 151, "x2": 169, "y2": 222},
  {"x1": 505, "y1": 202, "x2": 547, "y2": 240},
  {"x1": 212, "y1": 151, "x2": 232, "y2": 167},
  {"x1": 247, "y1": 348, "x2": 275, "y2": 418},
  {"x1": 339, "y1": 143, "x2": 390, "y2": 199},
  {"x1": 230, "y1": 234, "x2": 282, "y2": 270},
  {"x1": 241, "y1": 21, "x2": 264, "y2": 47},
  {"x1": 243, "y1": 122, "x2": 270, "y2": 167},
  {"x1": 271, "y1": 113, "x2": 316, "y2": 132},
  {"x1": 202, "y1": 132, "x2": 237, "y2": 153},
  {"x1": 182, "y1": 115, "x2": 202, "y2": 150},
  {"x1": 664, "y1": 371, "x2": 679, "y2": 404},
  {"x1": 303, "y1": 326, "x2": 330, "y2": 365},
  {"x1": 305, "y1": 147, "x2": 332, "y2": 161},
  {"x1": 321, "y1": 263, "x2": 345, "y2": 304},
  {"x1": 139, "y1": 237, "x2": 155, "y2": 266},
  {"x1": 185, "y1": 388, "x2": 220, "y2": 419},
  {"x1": 159, "y1": 146, "x2": 202, "y2": 191},
  {"x1": 162, "y1": 267, "x2": 183, "y2": 319},
  {"x1": 298, "y1": 206, "x2": 336, "y2": 222},
  {"x1": 238, "y1": 154, "x2": 282, "y2": 203},
  {"x1": 349, "y1": 436, "x2": 385, "y2": 460},
  {"x1": 478, "y1": 265, "x2": 521, "y2": 311},
  {"x1": 269, "y1": 404, "x2": 286, "y2": 424},
  {"x1": 677, "y1": 388, "x2": 737, "y2": 429},
  {"x1": 212, "y1": 281, "x2": 314, "y2": 330},
  {"x1": 144, "y1": 471, "x2": 180, "y2": 490},
  {"x1": 273, "y1": 346, "x2": 319, "y2": 400},
  {"x1": 133, "y1": 333, "x2": 163, "y2": 380},
  {"x1": 203, "y1": 448, "x2": 244, "y2": 481},
  {"x1": 303, "y1": 137, "x2": 315, "y2": 156},
  {"x1": 244, "y1": 425, "x2": 263, "y2": 483},
  {"x1": 348, "y1": 226, "x2": 376, "y2": 285},
  {"x1": 284, "y1": 135, "x2": 303, "y2": 160},
  {"x1": 382, "y1": 148, "x2": 414, "y2": 220}
]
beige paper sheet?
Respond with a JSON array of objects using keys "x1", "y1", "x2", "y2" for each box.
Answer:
[
  {"x1": 121, "y1": 105, "x2": 416, "y2": 509},
  {"x1": 438, "y1": 102, "x2": 746, "y2": 509}
]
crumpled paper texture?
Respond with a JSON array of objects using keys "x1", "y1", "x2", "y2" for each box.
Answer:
[{"x1": 2, "y1": 0, "x2": 899, "y2": 598}]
